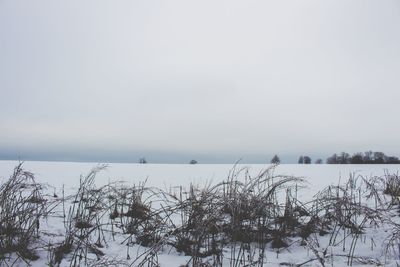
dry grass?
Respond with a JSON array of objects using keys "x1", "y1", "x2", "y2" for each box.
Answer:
[
  {"x1": 1, "y1": 163, "x2": 400, "y2": 266},
  {"x1": 0, "y1": 163, "x2": 49, "y2": 265}
]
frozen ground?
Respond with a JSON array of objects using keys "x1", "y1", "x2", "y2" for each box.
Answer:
[
  {"x1": 0, "y1": 160, "x2": 398, "y2": 194},
  {"x1": 1, "y1": 160, "x2": 400, "y2": 266}
]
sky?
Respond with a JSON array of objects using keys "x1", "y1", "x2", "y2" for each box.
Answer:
[{"x1": 1, "y1": 0, "x2": 400, "y2": 163}]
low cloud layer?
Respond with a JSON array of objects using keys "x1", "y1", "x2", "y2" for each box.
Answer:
[{"x1": 1, "y1": 0, "x2": 399, "y2": 162}]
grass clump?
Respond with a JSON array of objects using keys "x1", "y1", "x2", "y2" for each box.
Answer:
[
  {"x1": 3, "y1": 163, "x2": 400, "y2": 266},
  {"x1": 0, "y1": 163, "x2": 48, "y2": 265},
  {"x1": 49, "y1": 165, "x2": 108, "y2": 267}
]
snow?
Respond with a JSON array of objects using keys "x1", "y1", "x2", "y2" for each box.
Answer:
[
  {"x1": 1, "y1": 160, "x2": 400, "y2": 266},
  {"x1": 0, "y1": 160, "x2": 397, "y2": 192}
]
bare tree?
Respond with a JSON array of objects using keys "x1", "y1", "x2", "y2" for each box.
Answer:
[
  {"x1": 303, "y1": 156, "x2": 312, "y2": 164},
  {"x1": 271, "y1": 154, "x2": 281, "y2": 164},
  {"x1": 315, "y1": 158, "x2": 323, "y2": 164},
  {"x1": 139, "y1": 157, "x2": 147, "y2": 164}
]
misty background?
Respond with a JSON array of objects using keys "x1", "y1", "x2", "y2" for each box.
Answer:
[{"x1": 1, "y1": 0, "x2": 399, "y2": 163}]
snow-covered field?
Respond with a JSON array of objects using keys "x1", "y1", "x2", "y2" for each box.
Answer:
[
  {"x1": 0, "y1": 160, "x2": 398, "y2": 195},
  {"x1": 1, "y1": 160, "x2": 400, "y2": 266}
]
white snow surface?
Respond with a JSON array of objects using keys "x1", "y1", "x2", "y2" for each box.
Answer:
[
  {"x1": 1, "y1": 160, "x2": 400, "y2": 267},
  {"x1": 0, "y1": 160, "x2": 397, "y2": 194}
]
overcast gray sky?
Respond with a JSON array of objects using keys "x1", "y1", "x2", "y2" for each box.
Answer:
[{"x1": 1, "y1": 0, "x2": 400, "y2": 163}]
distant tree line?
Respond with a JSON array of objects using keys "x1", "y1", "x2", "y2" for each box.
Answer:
[
  {"x1": 271, "y1": 155, "x2": 323, "y2": 164},
  {"x1": 298, "y1": 155, "x2": 312, "y2": 164},
  {"x1": 270, "y1": 155, "x2": 321, "y2": 164},
  {"x1": 269, "y1": 151, "x2": 400, "y2": 164},
  {"x1": 140, "y1": 152, "x2": 400, "y2": 165},
  {"x1": 326, "y1": 151, "x2": 400, "y2": 164}
]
